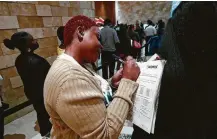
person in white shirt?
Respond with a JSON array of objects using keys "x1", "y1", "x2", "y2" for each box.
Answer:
[
  {"x1": 144, "y1": 20, "x2": 157, "y2": 56},
  {"x1": 144, "y1": 20, "x2": 157, "y2": 39},
  {"x1": 143, "y1": 23, "x2": 148, "y2": 30}
]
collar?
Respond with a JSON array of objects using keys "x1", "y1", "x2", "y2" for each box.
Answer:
[
  {"x1": 58, "y1": 53, "x2": 81, "y2": 67},
  {"x1": 58, "y1": 53, "x2": 95, "y2": 76}
]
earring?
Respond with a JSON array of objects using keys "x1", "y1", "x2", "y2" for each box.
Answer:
[
  {"x1": 78, "y1": 33, "x2": 83, "y2": 42},
  {"x1": 80, "y1": 31, "x2": 84, "y2": 36}
]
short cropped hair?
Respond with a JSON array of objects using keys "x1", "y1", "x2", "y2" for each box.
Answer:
[{"x1": 64, "y1": 15, "x2": 96, "y2": 47}]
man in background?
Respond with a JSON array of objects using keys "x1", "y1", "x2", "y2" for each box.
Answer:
[{"x1": 100, "y1": 19, "x2": 120, "y2": 79}]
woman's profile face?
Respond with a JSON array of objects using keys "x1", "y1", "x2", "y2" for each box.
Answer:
[
  {"x1": 27, "y1": 35, "x2": 39, "y2": 51},
  {"x1": 81, "y1": 26, "x2": 102, "y2": 63}
]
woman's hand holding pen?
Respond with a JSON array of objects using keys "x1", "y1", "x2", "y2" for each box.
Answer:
[
  {"x1": 122, "y1": 56, "x2": 140, "y2": 81},
  {"x1": 112, "y1": 56, "x2": 140, "y2": 88}
]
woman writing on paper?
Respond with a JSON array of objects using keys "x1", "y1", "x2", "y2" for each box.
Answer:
[{"x1": 44, "y1": 15, "x2": 140, "y2": 139}]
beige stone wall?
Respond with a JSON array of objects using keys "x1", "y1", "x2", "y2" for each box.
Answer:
[
  {"x1": 116, "y1": 1, "x2": 172, "y2": 24},
  {"x1": 0, "y1": 1, "x2": 95, "y2": 124}
]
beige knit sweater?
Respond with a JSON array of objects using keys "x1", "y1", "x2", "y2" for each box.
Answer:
[{"x1": 44, "y1": 54, "x2": 139, "y2": 139}]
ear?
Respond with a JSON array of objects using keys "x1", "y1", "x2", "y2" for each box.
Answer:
[{"x1": 77, "y1": 26, "x2": 84, "y2": 42}]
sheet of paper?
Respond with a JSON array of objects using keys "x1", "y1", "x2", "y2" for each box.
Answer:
[
  {"x1": 132, "y1": 60, "x2": 165, "y2": 134},
  {"x1": 147, "y1": 53, "x2": 160, "y2": 62}
]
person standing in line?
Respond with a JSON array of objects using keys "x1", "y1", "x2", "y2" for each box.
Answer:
[
  {"x1": 57, "y1": 26, "x2": 65, "y2": 55},
  {"x1": 135, "y1": 20, "x2": 145, "y2": 60},
  {"x1": 156, "y1": 20, "x2": 165, "y2": 37},
  {"x1": 135, "y1": 20, "x2": 145, "y2": 44},
  {"x1": 44, "y1": 15, "x2": 140, "y2": 139},
  {"x1": 144, "y1": 20, "x2": 157, "y2": 41},
  {"x1": 3, "y1": 32, "x2": 52, "y2": 136},
  {"x1": 144, "y1": 20, "x2": 157, "y2": 56},
  {"x1": 116, "y1": 24, "x2": 131, "y2": 70},
  {"x1": 128, "y1": 24, "x2": 140, "y2": 59},
  {"x1": 100, "y1": 19, "x2": 120, "y2": 79}
]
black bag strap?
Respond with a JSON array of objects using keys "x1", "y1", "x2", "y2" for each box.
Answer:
[{"x1": 145, "y1": 24, "x2": 150, "y2": 30}]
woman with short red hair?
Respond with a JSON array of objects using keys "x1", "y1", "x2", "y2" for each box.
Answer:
[{"x1": 44, "y1": 15, "x2": 140, "y2": 139}]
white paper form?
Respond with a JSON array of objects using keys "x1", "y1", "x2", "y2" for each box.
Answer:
[{"x1": 132, "y1": 60, "x2": 166, "y2": 134}]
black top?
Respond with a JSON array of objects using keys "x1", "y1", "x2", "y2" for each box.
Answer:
[
  {"x1": 115, "y1": 25, "x2": 131, "y2": 56},
  {"x1": 15, "y1": 53, "x2": 50, "y2": 103},
  {"x1": 128, "y1": 30, "x2": 140, "y2": 42},
  {"x1": 132, "y1": 2, "x2": 217, "y2": 138},
  {"x1": 135, "y1": 26, "x2": 145, "y2": 42}
]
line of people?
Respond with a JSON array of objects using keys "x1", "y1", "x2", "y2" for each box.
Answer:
[
  {"x1": 1, "y1": 2, "x2": 217, "y2": 139},
  {"x1": 99, "y1": 18, "x2": 165, "y2": 79}
]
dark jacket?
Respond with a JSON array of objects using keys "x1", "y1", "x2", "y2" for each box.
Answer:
[
  {"x1": 132, "y1": 3, "x2": 217, "y2": 137},
  {"x1": 15, "y1": 53, "x2": 50, "y2": 103},
  {"x1": 128, "y1": 30, "x2": 140, "y2": 42},
  {"x1": 135, "y1": 26, "x2": 145, "y2": 43},
  {"x1": 116, "y1": 24, "x2": 131, "y2": 56}
]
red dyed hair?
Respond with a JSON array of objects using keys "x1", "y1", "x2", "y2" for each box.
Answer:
[{"x1": 64, "y1": 15, "x2": 96, "y2": 47}]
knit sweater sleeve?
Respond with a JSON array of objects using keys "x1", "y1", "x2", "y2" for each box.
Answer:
[{"x1": 55, "y1": 70, "x2": 138, "y2": 139}]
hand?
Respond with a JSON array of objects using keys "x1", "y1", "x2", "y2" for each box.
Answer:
[
  {"x1": 111, "y1": 68, "x2": 123, "y2": 88},
  {"x1": 122, "y1": 56, "x2": 140, "y2": 81}
]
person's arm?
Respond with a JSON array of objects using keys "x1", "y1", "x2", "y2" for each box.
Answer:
[
  {"x1": 135, "y1": 32, "x2": 140, "y2": 42},
  {"x1": 153, "y1": 26, "x2": 157, "y2": 35},
  {"x1": 56, "y1": 71, "x2": 138, "y2": 139},
  {"x1": 113, "y1": 29, "x2": 120, "y2": 44}
]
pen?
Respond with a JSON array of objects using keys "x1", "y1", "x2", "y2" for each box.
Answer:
[{"x1": 112, "y1": 54, "x2": 125, "y2": 64}]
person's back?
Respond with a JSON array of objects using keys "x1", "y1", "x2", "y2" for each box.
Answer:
[
  {"x1": 135, "y1": 21, "x2": 145, "y2": 43},
  {"x1": 128, "y1": 25, "x2": 140, "y2": 59},
  {"x1": 100, "y1": 26, "x2": 119, "y2": 52},
  {"x1": 118, "y1": 24, "x2": 131, "y2": 56},
  {"x1": 3, "y1": 32, "x2": 51, "y2": 136},
  {"x1": 144, "y1": 25, "x2": 156, "y2": 37},
  {"x1": 15, "y1": 53, "x2": 50, "y2": 103},
  {"x1": 100, "y1": 19, "x2": 120, "y2": 79},
  {"x1": 128, "y1": 25, "x2": 140, "y2": 42},
  {"x1": 156, "y1": 20, "x2": 165, "y2": 36},
  {"x1": 132, "y1": 2, "x2": 217, "y2": 139}
]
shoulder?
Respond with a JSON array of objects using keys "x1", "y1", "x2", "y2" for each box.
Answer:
[
  {"x1": 30, "y1": 53, "x2": 49, "y2": 65},
  {"x1": 112, "y1": 28, "x2": 118, "y2": 33},
  {"x1": 15, "y1": 54, "x2": 22, "y2": 63},
  {"x1": 133, "y1": 31, "x2": 138, "y2": 35},
  {"x1": 101, "y1": 27, "x2": 106, "y2": 32},
  {"x1": 151, "y1": 26, "x2": 156, "y2": 29},
  {"x1": 44, "y1": 58, "x2": 96, "y2": 104},
  {"x1": 46, "y1": 58, "x2": 88, "y2": 86}
]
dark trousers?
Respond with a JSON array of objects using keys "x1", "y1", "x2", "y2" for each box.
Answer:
[
  {"x1": 0, "y1": 107, "x2": 4, "y2": 139},
  {"x1": 131, "y1": 48, "x2": 141, "y2": 59},
  {"x1": 32, "y1": 101, "x2": 51, "y2": 136},
  {"x1": 101, "y1": 51, "x2": 116, "y2": 79}
]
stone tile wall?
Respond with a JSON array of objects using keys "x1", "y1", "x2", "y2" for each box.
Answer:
[
  {"x1": 116, "y1": 1, "x2": 172, "y2": 24},
  {"x1": 0, "y1": 1, "x2": 95, "y2": 124}
]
